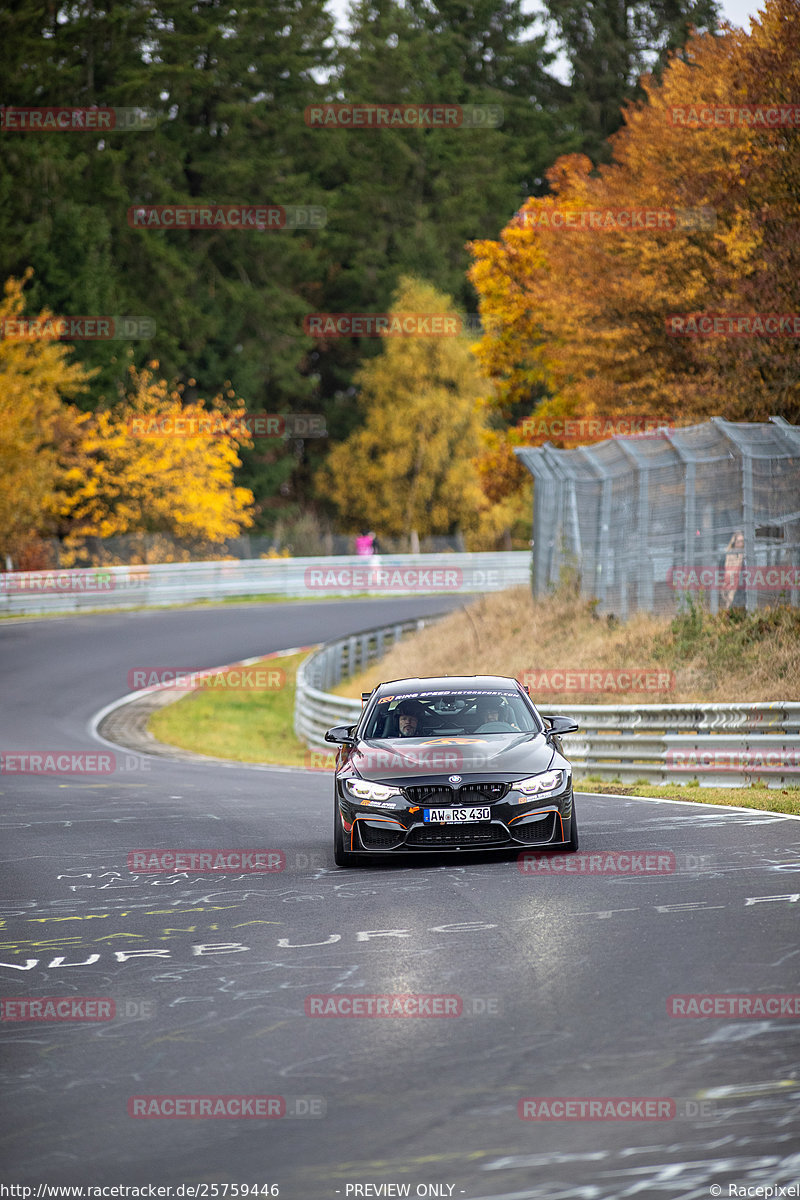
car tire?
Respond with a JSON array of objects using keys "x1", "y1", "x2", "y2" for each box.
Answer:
[
  {"x1": 333, "y1": 799, "x2": 358, "y2": 867},
  {"x1": 566, "y1": 801, "x2": 579, "y2": 852}
]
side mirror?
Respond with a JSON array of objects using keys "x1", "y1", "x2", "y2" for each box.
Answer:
[
  {"x1": 543, "y1": 714, "x2": 579, "y2": 736},
  {"x1": 325, "y1": 724, "x2": 356, "y2": 745}
]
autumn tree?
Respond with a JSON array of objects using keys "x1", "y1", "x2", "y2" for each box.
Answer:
[
  {"x1": 315, "y1": 277, "x2": 492, "y2": 546},
  {"x1": 469, "y1": 0, "x2": 800, "y2": 451},
  {"x1": 0, "y1": 273, "x2": 94, "y2": 566},
  {"x1": 49, "y1": 363, "x2": 255, "y2": 563}
]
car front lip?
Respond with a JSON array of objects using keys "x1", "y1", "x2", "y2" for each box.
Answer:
[{"x1": 337, "y1": 780, "x2": 574, "y2": 854}]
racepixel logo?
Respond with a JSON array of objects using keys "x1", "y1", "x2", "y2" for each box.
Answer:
[
  {"x1": 520, "y1": 417, "x2": 673, "y2": 442},
  {"x1": 518, "y1": 851, "x2": 676, "y2": 875},
  {"x1": 667, "y1": 313, "x2": 800, "y2": 336},
  {"x1": 0, "y1": 752, "x2": 116, "y2": 775},
  {"x1": 127, "y1": 205, "x2": 326, "y2": 230},
  {"x1": 0, "y1": 106, "x2": 156, "y2": 131},
  {"x1": 304, "y1": 103, "x2": 503, "y2": 128},
  {"x1": 0, "y1": 569, "x2": 114, "y2": 593},
  {"x1": 0, "y1": 997, "x2": 115, "y2": 1021},
  {"x1": 304, "y1": 566, "x2": 463, "y2": 591},
  {"x1": 305, "y1": 994, "x2": 462, "y2": 1017},
  {"x1": 668, "y1": 994, "x2": 800, "y2": 1017},
  {"x1": 668, "y1": 565, "x2": 800, "y2": 590},
  {"x1": 127, "y1": 667, "x2": 286, "y2": 691},
  {"x1": 520, "y1": 669, "x2": 675, "y2": 694},
  {"x1": 126, "y1": 413, "x2": 326, "y2": 438},
  {"x1": 514, "y1": 207, "x2": 715, "y2": 232},
  {"x1": 128, "y1": 1095, "x2": 325, "y2": 1119},
  {"x1": 0, "y1": 316, "x2": 155, "y2": 340},
  {"x1": 127, "y1": 849, "x2": 286, "y2": 873}
]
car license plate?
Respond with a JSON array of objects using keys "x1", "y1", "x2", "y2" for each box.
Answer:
[{"x1": 423, "y1": 807, "x2": 491, "y2": 823}]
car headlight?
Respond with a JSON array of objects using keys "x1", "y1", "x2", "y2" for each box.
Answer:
[
  {"x1": 345, "y1": 779, "x2": 404, "y2": 801},
  {"x1": 514, "y1": 769, "x2": 567, "y2": 797}
]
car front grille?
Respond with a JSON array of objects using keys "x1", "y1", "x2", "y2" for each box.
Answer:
[
  {"x1": 511, "y1": 814, "x2": 557, "y2": 844},
  {"x1": 405, "y1": 823, "x2": 509, "y2": 847},
  {"x1": 404, "y1": 783, "x2": 508, "y2": 805}
]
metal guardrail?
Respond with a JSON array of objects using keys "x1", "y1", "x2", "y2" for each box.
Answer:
[
  {"x1": 294, "y1": 618, "x2": 438, "y2": 749},
  {"x1": 294, "y1": 626, "x2": 800, "y2": 788},
  {"x1": 0, "y1": 553, "x2": 530, "y2": 616}
]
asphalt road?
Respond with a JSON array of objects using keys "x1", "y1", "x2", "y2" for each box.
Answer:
[{"x1": 1, "y1": 598, "x2": 799, "y2": 1199}]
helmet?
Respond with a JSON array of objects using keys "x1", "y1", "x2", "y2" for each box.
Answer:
[{"x1": 396, "y1": 698, "x2": 424, "y2": 716}]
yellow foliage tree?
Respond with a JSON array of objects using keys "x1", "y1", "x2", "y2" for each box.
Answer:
[
  {"x1": 49, "y1": 363, "x2": 255, "y2": 563},
  {"x1": 316, "y1": 277, "x2": 492, "y2": 546},
  {"x1": 0, "y1": 272, "x2": 94, "y2": 565}
]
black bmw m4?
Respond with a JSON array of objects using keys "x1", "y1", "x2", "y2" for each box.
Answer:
[{"x1": 325, "y1": 675, "x2": 579, "y2": 866}]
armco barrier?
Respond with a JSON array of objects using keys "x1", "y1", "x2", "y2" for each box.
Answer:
[
  {"x1": 294, "y1": 618, "x2": 438, "y2": 749},
  {"x1": 295, "y1": 629, "x2": 800, "y2": 788},
  {"x1": 0, "y1": 553, "x2": 529, "y2": 616}
]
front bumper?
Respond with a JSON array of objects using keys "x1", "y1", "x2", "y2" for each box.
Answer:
[{"x1": 337, "y1": 783, "x2": 574, "y2": 855}]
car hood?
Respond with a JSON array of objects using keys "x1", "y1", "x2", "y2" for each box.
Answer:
[{"x1": 348, "y1": 732, "x2": 556, "y2": 784}]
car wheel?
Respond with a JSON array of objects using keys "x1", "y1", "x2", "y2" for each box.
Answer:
[
  {"x1": 333, "y1": 799, "x2": 358, "y2": 867},
  {"x1": 566, "y1": 801, "x2": 579, "y2": 852}
]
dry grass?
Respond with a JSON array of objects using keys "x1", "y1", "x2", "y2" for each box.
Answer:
[{"x1": 334, "y1": 585, "x2": 800, "y2": 704}]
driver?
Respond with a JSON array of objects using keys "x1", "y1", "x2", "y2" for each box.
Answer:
[{"x1": 395, "y1": 698, "x2": 424, "y2": 737}]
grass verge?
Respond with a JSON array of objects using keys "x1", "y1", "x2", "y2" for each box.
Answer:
[
  {"x1": 147, "y1": 650, "x2": 318, "y2": 769},
  {"x1": 574, "y1": 776, "x2": 800, "y2": 815}
]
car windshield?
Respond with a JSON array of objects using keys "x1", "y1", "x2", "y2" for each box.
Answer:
[{"x1": 361, "y1": 690, "x2": 540, "y2": 739}]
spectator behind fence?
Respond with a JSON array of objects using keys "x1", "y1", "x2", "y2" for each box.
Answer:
[
  {"x1": 355, "y1": 530, "x2": 375, "y2": 556},
  {"x1": 721, "y1": 530, "x2": 746, "y2": 609}
]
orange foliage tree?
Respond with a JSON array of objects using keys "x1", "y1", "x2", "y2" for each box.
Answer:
[{"x1": 469, "y1": 0, "x2": 800, "y2": 450}]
